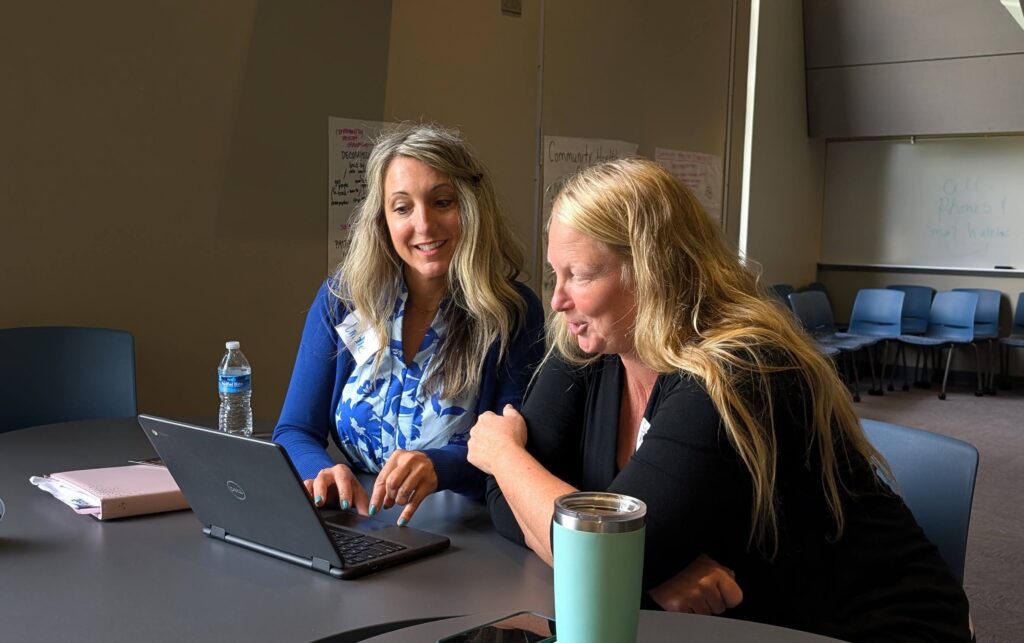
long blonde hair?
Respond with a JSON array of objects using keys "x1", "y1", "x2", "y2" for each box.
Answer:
[
  {"x1": 333, "y1": 123, "x2": 526, "y2": 398},
  {"x1": 549, "y1": 158, "x2": 886, "y2": 553}
]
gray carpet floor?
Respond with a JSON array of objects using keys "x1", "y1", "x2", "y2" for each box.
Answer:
[{"x1": 855, "y1": 382, "x2": 1024, "y2": 642}]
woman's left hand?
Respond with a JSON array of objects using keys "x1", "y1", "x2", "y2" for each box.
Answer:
[
  {"x1": 467, "y1": 404, "x2": 528, "y2": 475},
  {"x1": 648, "y1": 554, "x2": 744, "y2": 615},
  {"x1": 369, "y1": 449, "x2": 438, "y2": 526}
]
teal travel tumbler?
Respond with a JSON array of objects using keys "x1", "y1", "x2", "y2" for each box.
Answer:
[{"x1": 551, "y1": 492, "x2": 646, "y2": 643}]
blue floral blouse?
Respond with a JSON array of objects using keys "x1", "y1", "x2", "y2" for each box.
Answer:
[{"x1": 333, "y1": 291, "x2": 477, "y2": 473}]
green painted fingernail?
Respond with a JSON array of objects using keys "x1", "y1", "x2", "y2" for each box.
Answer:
[
  {"x1": 369, "y1": 504, "x2": 378, "y2": 516},
  {"x1": 314, "y1": 495, "x2": 323, "y2": 505},
  {"x1": 398, "y1": 518, "x2": 408, "y2": 527},
  {"x1": 340, "y1": 499, "x2": 349, "y2": 510}
]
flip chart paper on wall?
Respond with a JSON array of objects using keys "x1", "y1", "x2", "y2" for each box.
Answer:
[
  {"x1": 541, "y1": 135, "x2": 639, "y2": 306},
  {"x1": 327, "y1": 118, "x2": 391, "y2": 272},
  {"x1": 654, "y1": 148, "x2": 723, "y2": 224},
  {"x1": 822, "y1": 137, "x2": 1024, "y2": 270}
]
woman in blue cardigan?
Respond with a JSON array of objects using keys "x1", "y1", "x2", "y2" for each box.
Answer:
[{"x1": 274, "y1": 123, "x2": 544, "y2": 525}]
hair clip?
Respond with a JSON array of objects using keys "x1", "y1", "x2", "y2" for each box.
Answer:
[{"x1": 470, "y1": 173, "x2": 483, "y2": 185}]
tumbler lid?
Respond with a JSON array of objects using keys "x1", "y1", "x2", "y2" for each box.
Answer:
[{"x1": 553, "y1": 492, "x2": 646, "y2": 533}]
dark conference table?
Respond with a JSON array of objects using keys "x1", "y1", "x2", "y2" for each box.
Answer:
[{"x1": 0, "y1": 418, "x2": 842, "y2": 642}]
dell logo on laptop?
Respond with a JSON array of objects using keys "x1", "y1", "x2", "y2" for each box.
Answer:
[{"x1": 226, "y1": 481, "x2": 246, "y2": 501}]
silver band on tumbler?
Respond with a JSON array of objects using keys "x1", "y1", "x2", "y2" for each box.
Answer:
[{"x1": 553, "y1": 492, "x2": 646, "y2": 534}]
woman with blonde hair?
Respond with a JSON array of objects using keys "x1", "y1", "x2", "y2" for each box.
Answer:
[
  {"x1": 275, "y1": 123, "x2": 544, "y2": 525},
  {"x1": 469, "y1": 158, "x2": 969, "y2": 641}
]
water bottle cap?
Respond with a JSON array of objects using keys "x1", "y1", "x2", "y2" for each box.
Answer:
[
  {"x1": 553, "y1": 492, "x2": 646, "y2": 533},
  {"x1": 225, "y1": 341, "x2": 241, "y2": 350}
]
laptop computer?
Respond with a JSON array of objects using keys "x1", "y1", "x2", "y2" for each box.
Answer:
[{"x1": 137, "y1": 415, "x2": 450, "y2": 579}]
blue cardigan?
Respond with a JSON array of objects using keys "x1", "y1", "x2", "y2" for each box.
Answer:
[{"x1": 273, "y1": 279, "x2": 545, "y2": 498}]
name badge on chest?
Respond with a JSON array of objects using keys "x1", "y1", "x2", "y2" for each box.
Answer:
[
  {"x1": 336, "y1": 311, "x2": 382, "y2": 366},
  {"x1": 635, "y1": 417, "x2": 651, "y2": 452}
]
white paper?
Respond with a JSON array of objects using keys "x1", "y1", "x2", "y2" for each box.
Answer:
[
  {"x1": 541, "y1": 135, "x2": 640, "y2": 307},
  {"x1": 654, "y1": 147, "x2": 723, "y2": 224},
  {"x1": 327, "y1": 117, "x2": 392, "y2": 272},
  {"x1": 30, "y1": 476, "x2": 101, "y2": 514}
]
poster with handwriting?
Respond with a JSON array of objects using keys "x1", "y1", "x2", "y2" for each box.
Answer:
[
  {"x1": 654, "y1": 148, "x2": 723, "y2": 224},
  {"x1": 327, "y1": 117, "x2": 392, "y2": 272},
  {"x1": 542, "y1": 135, "x2": 639, "y2": 308}
]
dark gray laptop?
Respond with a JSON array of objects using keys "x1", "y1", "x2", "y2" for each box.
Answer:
[{"x1": 138, "y1": 415, "x2": 450, "y2": 579}]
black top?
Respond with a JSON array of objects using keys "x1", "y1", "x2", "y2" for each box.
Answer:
[{"x1": 487, "y1": 354, "x2": 971, "y2": 643}]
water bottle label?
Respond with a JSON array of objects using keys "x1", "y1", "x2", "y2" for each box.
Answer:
[{"x1": 219, "y1": 373, "x2": 251, "y2": 394}]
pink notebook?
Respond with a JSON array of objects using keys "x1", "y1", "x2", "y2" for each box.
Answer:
[{"x1": 48, "y1": 465, "x2": 189, "y2": 520}]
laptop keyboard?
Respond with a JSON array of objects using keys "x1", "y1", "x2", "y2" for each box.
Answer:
[{"x1": 327, "y1": 526, "x2": 407, "y2": 565}]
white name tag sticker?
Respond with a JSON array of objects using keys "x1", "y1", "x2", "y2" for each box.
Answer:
[
  {"x1": 336, "y1": 311, "x2": 381, "y2": 365},
  {"x1": 635, "y1": 417, "x2": 651, "y2": 452}
]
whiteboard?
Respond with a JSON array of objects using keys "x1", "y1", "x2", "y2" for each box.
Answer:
[{"x1": 821, "y1": 137, "x2": 1024, "y2": 270}]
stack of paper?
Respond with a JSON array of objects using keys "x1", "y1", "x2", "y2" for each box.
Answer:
[{"x1": 30, "y1": 464, "x2": 189, "y2": 520}]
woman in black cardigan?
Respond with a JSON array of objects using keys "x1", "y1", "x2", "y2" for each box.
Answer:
[{"x1": 468, "y1": 158, "x2": 970, "y2": 642}]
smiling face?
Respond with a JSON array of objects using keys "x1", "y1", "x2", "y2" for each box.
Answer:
[
  {"x1": 547, "y1": 212, "x2": 637, "y2": 356},
  {"x1": 383, "y1": 156, "x2": 462, "y2": 292}
]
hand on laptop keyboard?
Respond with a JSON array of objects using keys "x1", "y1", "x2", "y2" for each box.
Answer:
[
  {"x1": 369, "y1": 449, "x2": 439, "y2": 527},
  {"x1": 305, "y1": 464, "x2": 371, "y2": 515}
]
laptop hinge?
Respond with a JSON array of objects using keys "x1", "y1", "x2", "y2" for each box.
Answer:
[
  {"x1": 209, "y1": 525, "x2": 227, "y2": 540},
  {"x1": 312, "y1": 557, "x2": 333, "y2": 573}
]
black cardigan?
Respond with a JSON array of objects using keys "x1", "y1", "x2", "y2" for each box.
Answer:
[{"x1": 487, "y1": 354, "x2": 970, "y2": 642}]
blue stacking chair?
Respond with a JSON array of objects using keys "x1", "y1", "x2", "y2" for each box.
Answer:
[
  {"x1": 887, "y1": 284, "x2": 935, "y2": 335},
  {"x1": 804, "y1": 281, "x2": 829, "y2": 296},
  {"x1": 888, "y1": 284, "x2": 937, "y2": 388},
  {"x1": 861, "y1": 419, "x2": 979, "y2": 585},
  {"x1": 0, "y1": 326, "x2": 137, "y2": 433},
  {"x1": 999, "y1": 292, "x2": 1024, "y2": 390},
  {"x1": 953, "y1": 288, "x2": 1002, "y2": 394},
  {"x1": 898, "y1": 291, "x2": 982, "y2": 400},
  {"x1": 789, "y1": 291, "x2": 872, "y2": 401},
  {"x1": 768, "y1": 283, "x2": 795, "y2": 307},
  {"x1": 838, "y1": 289, "x2": 905, "y2": 394}
]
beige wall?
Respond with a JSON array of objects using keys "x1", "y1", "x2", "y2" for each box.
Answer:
[
  {"x1": 543, "y1": 0, "x2": 741, "y2": 257},
  {"x1": 385, "y1": 0, "x2": 744, "y2": 290},
  {"x1": 743, "y1": 0, "x2": 825, "y2": 288},
  {"x1": 1, "y1": 2, "x2": 392, "y2": 420},
  {"x1": 542, "y1": 1, "x2": 734, "y2": 162},
  {"x1": 383, "y1": 0, "x2": 543, "y2": 291},
  {"x1": 2, "y1": 1, "x2": 750, "y2": 422}
]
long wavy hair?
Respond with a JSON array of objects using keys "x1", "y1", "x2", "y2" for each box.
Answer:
[
  {"x1": 548, "y1": 158, "x2": 888, "y2": 554},
  {"x1": 333, "y1": 123, "x2": 526, "y2": 399}
]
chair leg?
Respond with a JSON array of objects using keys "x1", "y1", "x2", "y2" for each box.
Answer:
[
  {"x1": 868, "y1": 345, "x2": 883, "y2": 396},
  {"x1": 917, "y1": 344, "x2": 933, "y2": 389},
  {"x1": 1007, "y1": 346, "x2": 1015, "y2": 391},
  {"x1": 883, "y1": 342, "x2": 896, "y2": 391},
  {"x1": 986, "y1": 339, "x2": 997, "y2": 395},
  {"x1": 901, "y1": 341, "x2": 909, "y2": 391},
  {"x1": 899, "y1": 344, "x2": 910, "y2": 392},
  {"x1": 847, "y1": 352, "x2": 862, "y2": 403},
  {"x1": 939, "y1": 345, "x2": 955, "y2": 400},
  {"x1": 972, "y1": 344, "x2": 983, "y2": 397}
]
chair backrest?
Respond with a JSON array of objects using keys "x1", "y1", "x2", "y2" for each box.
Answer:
[
  {"x1": 926, "y1": 291, "x2": 978, "y2": 343},
  {"x1": 788, "y1": 291, "x2": 830, "y2": 336},
  {"x1": 803, "y1": 290, "x2": 837, "y2": 334},
  {"x1": 952, "y1": 288, "x2": 1001, "y2": 339},
  {"x1": 887, "y1": 284, "x2": 935, "y2": 335},
  {"x1": 1013, "y1": 292, "x2": 1024, "y2": 337},
  {"x1": 769, "y1": 283, "x2": 795, "y2": 305},
  {"x1": 0, "y1": 326, "x2": 137, "y2": 433},
  {"x1": 860, "y1": 419, "x2": 978, "y2": 584},
  {"x1": 847, "y1": 289, "x2": 904, "y2": 338}
]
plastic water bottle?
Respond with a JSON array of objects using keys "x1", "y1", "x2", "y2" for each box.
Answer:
[{"x1": 218, "y1": 340, "x2": 252, "y2": 436}]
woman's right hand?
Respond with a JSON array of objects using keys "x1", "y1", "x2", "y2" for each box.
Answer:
[{"x1": 303, "y1": 464, "x2": 371, "y2": 515}]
